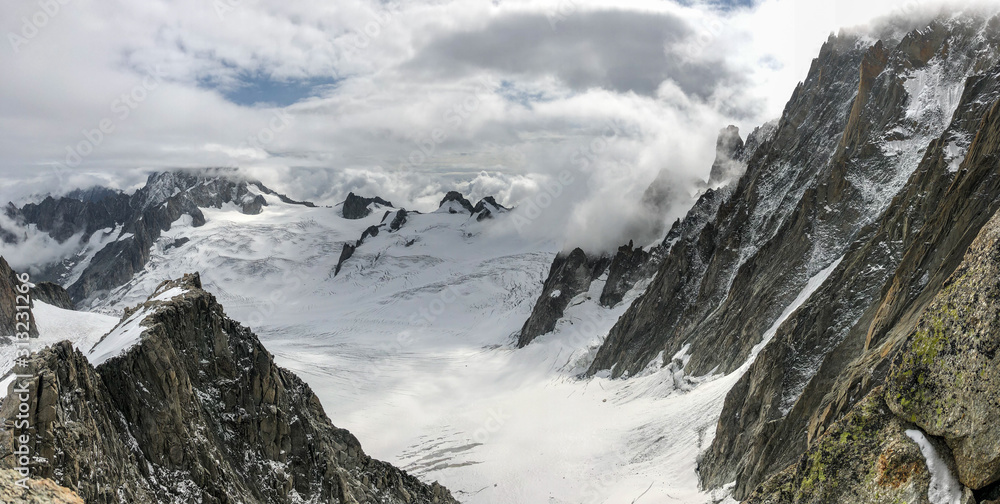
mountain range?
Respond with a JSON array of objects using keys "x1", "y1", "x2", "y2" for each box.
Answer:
[{"x1": 3, "y1": 8, "x2": 1000, "y2": 504}]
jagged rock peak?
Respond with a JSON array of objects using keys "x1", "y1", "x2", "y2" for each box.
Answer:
[
  {"x1": 30, "y1": 282, "x2": 73, "y2": 310},
  {"x1": 517, "y1": 248, "x2": 610, "y2": 347},
  {"x1": 0, "y1": 256, "x2": 37, "y2": 339},
  {"x1": 473, "y1": 196, "x2": 509, "y2": 221},
  {"x1": 707, "y1": 125, "x2": 745, "y2": 187},
  {"x1": 438, "y1": 191, "x2": 476, "y2": 214},
  {"x1": 342, "y1": 192, "x2": 394, "y2": 220},
  {"x1": 0, "y1": 272, "x2": 459, "y2": 503},
  {"x1": 600, "y1": 240, "x2": 655, "y2": 308}
]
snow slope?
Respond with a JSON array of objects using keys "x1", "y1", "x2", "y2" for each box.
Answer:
[
  {"x1": 0, "y1": 191, "x2": 840, "y2": 504},
  {"x1": 0, "y1": 300, "x2": 118, "y2": 401}
]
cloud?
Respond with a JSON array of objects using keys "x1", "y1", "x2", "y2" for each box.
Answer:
[
  {"x1": 1, "y1": 0, "x2": 996, "y2": 256},
  {"x1": 406, "y1": 10, "x2": 742, "y2": 99}
]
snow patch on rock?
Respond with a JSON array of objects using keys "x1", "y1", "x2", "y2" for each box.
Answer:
[{"x1": 905, "y1": 429, "x2": 964, "y2": 504}]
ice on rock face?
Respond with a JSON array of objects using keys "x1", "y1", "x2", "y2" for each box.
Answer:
[{"x1": 905, "y1": 429, "x2": 964, "y2": 504}]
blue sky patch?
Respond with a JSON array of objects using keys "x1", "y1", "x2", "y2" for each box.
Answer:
[{"x1": 200, "y1": 73, "x2": 342, "y2": 107}]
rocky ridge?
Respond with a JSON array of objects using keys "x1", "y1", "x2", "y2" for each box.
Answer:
[
  {"x1": 335, "y1": 191, "x2": 506, "y2": 276},
  {"x1": 4, "y1": 170, "x2": 315, "y2": 307},
  {"x1": 517, "y1": 10, "x2": 1000, "y2": 503},
  {"x1": 0, "y1": 273, "x2": 457, "y2": 504},
  {"x1": 516, "y1": 248, "x2": 610, "y2": 347},
  {"x1": 342, "y1": 192, "x2": 394, "y2": 220}
]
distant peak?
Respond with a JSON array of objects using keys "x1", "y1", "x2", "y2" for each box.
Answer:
[
  {"x1": 438, "y1": 191, "x2": 476, "y2": 214},
  {"x1": 472, "y1": 196, "x2": 509, "y2": 221},
  {"x1": 708, "y1": 125, "x2": 746, "y2": 187},
  {"x1": 342, "y1": 192, "x2": 394, "y2": 219}
]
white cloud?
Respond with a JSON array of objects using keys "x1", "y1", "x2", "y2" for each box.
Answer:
[{"x1": 0, "y1": 0, "x2": 995, "y2": 252}]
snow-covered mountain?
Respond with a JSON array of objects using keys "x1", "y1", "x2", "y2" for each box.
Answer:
[{"x1": 5, "y1": 8, "x2": 1000, "y2": 504}]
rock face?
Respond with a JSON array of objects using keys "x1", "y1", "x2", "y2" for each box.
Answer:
[
  {"x1": 885, "y1": 205, "x2": 1000, "y2": 491},
  {"x1": 509, "y1": 12, "x2": 1000, "y2": 502},
  {"x1": 708, "y1": 125, "x2": 746, "y2": 187},
  {"x1": 599, "y1": 241, "x2": 653, "y2": 308},
  {"x1": 1, "y1": 256, "x2": 37, "y2": 339},
  {"x1": 747, "y1": 198, "x2": 1000, "y2": 503},
  {"x1": 4, "y1": 170, "x2": 314, "y2": 307},
  {"x1": 29, "y1": 282, "x2": 73, "y2": 311},
  {"x1": 742, "y1": 390, "x2": 969, "y2": 504},
  {"x1": 0, "y1": 273, "x2": 457, "y2": 504},
  {"x1": 342, "y1": 192, "x2": 393, "y2": 220},
  {"x1": 0, "y1": 469, "x2": 85, "y2": 504},
  {"x1": 704, "y1": 50, "x2": 1000, "y2": 502},
  {"x1": 472, "y1": 196, "x2": 509, "y2": 221},
  {"x1": 437, "y1": 192, "x2": 475, "y2": 214},
  {"x1": 516, "y1": 248, "x2": 610, "y2": 347}
]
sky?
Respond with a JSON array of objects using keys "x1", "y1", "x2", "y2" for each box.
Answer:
[{"x1": 0, "y1": 0, "x2": 987, "y2": 252}]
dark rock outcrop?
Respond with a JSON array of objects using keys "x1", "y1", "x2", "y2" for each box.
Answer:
[
  {"x1": 30, "y1": 282, "x2": 73, "y2": 310},
  {"x1": 335, "y1": 243, "x2": 356, "y2": 276},
  {"x1": 472, "y1": 197, "x2": 508, "y2": 221},
  {"x1": 0, "y1": 273, "x2": 458, "y2": 504},
  {"x1": 342, "y1": 192, "x2": 393, "y2": 220},
  {"x1": 599, "y1": 241, "x2": 653, "y2": 308},
  {"x1": 1, "y1": 256, "x2": 37, "y2": 338},
  {"x1": 517, "y1": 248, "x2": 610, "y2": 347},
  {"x1": 438, "y1": 192, "x2": 475, "y2": 214},
  {"x1": 388, "y1": 209, "x2": 408, "y2": 232}
]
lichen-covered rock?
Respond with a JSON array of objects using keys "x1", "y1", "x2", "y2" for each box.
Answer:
[
  {"x1": 886, "y1": 205, "x2": 1000, "y2": 490},
  {"x1": 743, "y1": 391, "x2": 954, "y2": 504}
]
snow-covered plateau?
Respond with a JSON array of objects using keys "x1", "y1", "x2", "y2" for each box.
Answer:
[{"x1": 0, "y1": 187, "x2": 857, "y2": 504}]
